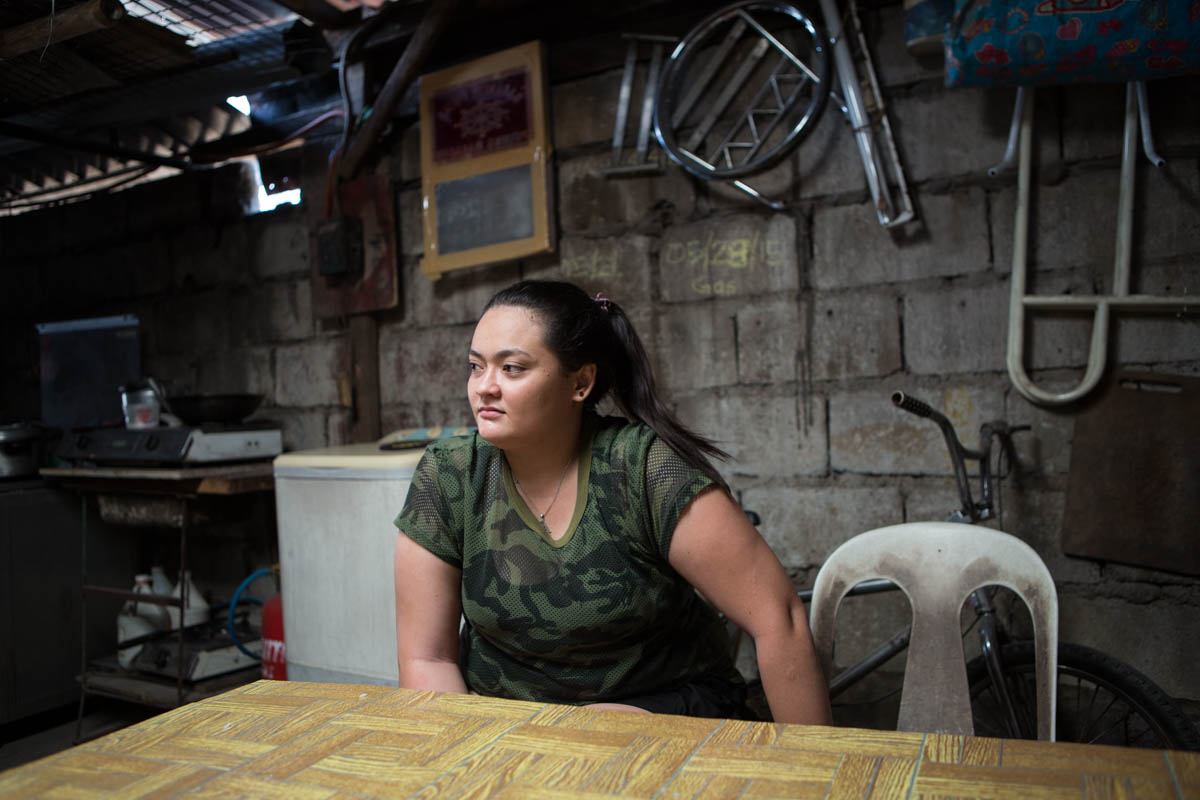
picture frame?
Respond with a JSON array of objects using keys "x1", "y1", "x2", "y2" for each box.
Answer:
[{"x1": 418, "y1": 40, "x2": 554, "y2": 278}]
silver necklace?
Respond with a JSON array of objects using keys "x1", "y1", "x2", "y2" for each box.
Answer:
[{"x1": 514, "y1": 458, "x2": 572, "y2": 533}]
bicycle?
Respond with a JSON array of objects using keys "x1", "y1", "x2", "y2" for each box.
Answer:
[{"x1": 738, "y1": 391, "x2": 1200, "y2": 749}]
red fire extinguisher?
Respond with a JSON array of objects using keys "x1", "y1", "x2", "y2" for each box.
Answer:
[{"x1": 261, "y1": 593, "x2": 287, "y2": 680}]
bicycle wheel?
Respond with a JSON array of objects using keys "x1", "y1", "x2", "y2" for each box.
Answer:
[
  {"x1": 654, "y1": 1, "x2": 831, "y2": 182},
  {"x1": 967, "y1": 641, "x2": 1200, "y2": 751}
]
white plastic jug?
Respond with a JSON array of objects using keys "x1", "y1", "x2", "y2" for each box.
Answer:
[
  {"x1": 150, "y1": 565, "x2": 171, "y2": 596},
  {"x1": 117, "y1": 574, "x2": 163, "y2": 669},
  {"x1": 167, "y1": 570, "x2": 210, "y2": 630},
  {"x1": 132, "y1": 572, "x2": 169, "y2": 630}
]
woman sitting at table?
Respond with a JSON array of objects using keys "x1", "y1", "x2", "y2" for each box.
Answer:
[{"x1": 393, "y1": 279, "x2": 832, "y2": 724}]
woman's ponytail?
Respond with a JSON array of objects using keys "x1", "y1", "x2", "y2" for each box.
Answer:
[{"x1": 604, "y1": 304, "x2": 730, "y2": 491}]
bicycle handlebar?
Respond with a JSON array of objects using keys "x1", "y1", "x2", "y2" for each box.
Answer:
[
  {"x1": 890, "y1": 391, "x2": 1026, "y2": 523},
  {"x1": 890, "y1": 390, "x2": 934, "y2": 419}
]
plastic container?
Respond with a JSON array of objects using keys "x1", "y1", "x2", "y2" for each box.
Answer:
[
  {"x1": 261, "y1": 593, "x2": 287, "y2": 680},
  {"x1": 117, "y1": 574, "x2": 164, "y2": 669},
  {"x1": 150, "y1": 565, "x2": 171, "y2": 598},
  {"x1": 120, "y1": 383, "x2": 161, "y2": 429},
  {"x1": 166, "y1": 570, "x2": 210, "y2": 630}
]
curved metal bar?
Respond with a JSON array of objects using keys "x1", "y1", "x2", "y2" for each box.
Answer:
[
  {"x1": 1135, "y1": 81, "x2": 1165, "y2": 168},
  {"x1": 1005, "y1": 83, "x2": 1198, "y2": 406},
  {"x1": 1006, "y1": 88, "x2": 1112, "y2": 406},
  {"x1": 672, "y1": 142, "x2": 788, "y2": 209},
  {"x1": 988, "y1": 86, "x2": 1027, "y2": 177},
  {"x1": 653, "y1": 1, "x2": 831, "y2": 182}
]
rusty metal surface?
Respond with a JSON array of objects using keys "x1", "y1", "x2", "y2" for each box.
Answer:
[
  {"x1": 1061, "y1": 371, "x2": 1200, "y2": 576},
  {"x1": 311, "y1": 172, "x2": 399, "y2": 317},
  {"x1": 98, "y1": 493, "x2": 200, "y2": 527}
]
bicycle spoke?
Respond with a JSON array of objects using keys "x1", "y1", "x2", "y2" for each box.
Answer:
[
  {"x1": 1077, "y1": 686, "x2": 1120, "y2": 744},
  {"x1": 1084, "y1": 705, "x2": 1141, "y2": 746},
  {"x1": 971, "y1": 649, "x2": 1188, "y2": 749},
  {"x1": 1067, "y1": 673, "x2": 1084, "y2": 742}
]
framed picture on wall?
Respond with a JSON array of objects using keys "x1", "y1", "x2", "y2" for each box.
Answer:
[{"x1": 418, "y1": 40, "x2": 554, "y2": 279}]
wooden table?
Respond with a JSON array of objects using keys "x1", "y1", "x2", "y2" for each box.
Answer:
[{"x1": 1, "y1": 680, "x2": 1196, "y2": 798}]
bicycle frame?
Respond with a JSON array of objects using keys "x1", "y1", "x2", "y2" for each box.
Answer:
[{"x1": 793, "y1": 392, "x2": 1028, "y2": 736}]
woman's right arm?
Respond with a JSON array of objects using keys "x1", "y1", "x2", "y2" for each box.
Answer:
[{"x1": 394, "y1": 531, "x2": 469, "y2": 693}]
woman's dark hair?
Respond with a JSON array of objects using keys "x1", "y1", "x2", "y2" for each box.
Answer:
[{"x1": 482, "y1": 279, "x2": 730, "y2": 491}]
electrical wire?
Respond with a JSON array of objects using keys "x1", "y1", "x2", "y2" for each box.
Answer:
[{"x1": 325, "y1": 6, "x2": 398, "y2": 216}]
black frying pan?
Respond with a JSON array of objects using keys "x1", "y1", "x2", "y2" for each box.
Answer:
[{"x1": 166, "y1": 393, "x2": 263, "y2": 426}]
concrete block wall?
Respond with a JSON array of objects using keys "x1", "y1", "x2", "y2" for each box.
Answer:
[
  {"x1": 383, "y1": 2, "x2": 1200, "y2": 705},
  {"x1": 1, "y1": 2, "x2": 1197, "y2": 715},
  {"x1": 0, "y1": 164, "x2": 359, "y2": 454}
]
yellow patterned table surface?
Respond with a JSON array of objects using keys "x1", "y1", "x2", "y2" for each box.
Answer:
[{"x1": 1, "y1": 680, "x2": 1196, "y2": 799}]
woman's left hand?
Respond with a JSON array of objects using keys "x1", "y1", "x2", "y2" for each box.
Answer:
[{"x1": 668, "y1": 488, "x2": 833, "y2": 726}]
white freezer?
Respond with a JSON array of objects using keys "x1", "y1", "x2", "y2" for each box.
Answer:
[{"x1": 273, "y1": 440, "x2": 426, "y2": 685}]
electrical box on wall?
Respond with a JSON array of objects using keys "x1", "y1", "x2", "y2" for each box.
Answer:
[
  {"x1": 316, "y1": 216, "x2": 364, "y2": 278},
  {"x1": 310, "y1": 174, "x2": 398, "y2": 317}
]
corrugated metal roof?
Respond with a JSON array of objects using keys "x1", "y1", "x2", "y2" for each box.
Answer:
[{"x1": 0, "y1": 0, "x2": 303, "y2": 209}]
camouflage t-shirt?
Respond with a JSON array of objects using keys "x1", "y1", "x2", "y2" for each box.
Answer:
[{"x1": 394, "y1": 414, "x2": 744, "y2": 705}]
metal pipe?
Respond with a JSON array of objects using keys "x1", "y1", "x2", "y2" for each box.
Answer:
[
  {"x1": 671, "y1": 19, "x2": 747, "y2": 130},
  {"x1": 737, "y1": 8, "x2": 821, "y2": 82},
  {"x1": 684, "y1": 37, "x2": 769, "y2": 153},
  {"x1": 849, "y1": 0, "x2": 913, "y2": 227},
  {"x1": 178, "y1": 499, "x2": 188, "y2": 707},
  {"x1": 1114, "y1": 83, "x2": 1138, "y2": 298},
  {"x1": 1134, "y1": 82, "x2": 1165, "y2": 167},
  {"x1": 818, "y1": 0, "x2": 900, "y2": 225},
  {"x1": 338, "y1": 0, "x2": 460, "y2": 181},
  {"x1": 1002, "y1": 84, "x2": 1200, "y2": 406},
  {"x1": 83, "y1": 585, "x2": 183, "y2": 606},
  {"x1": 1003, "y1": 87, "x2": 1102, "y2": 407},
  {"x1": 988, "y1": 86, "x2": 1027, "y2": 177},
  {"x1": 978, "y1": 611, "x2": 1023, "y2": 737},
  {"x1": 829, "y1": 627, "x2": 911, "y2": 697},
  {"x1": 611, "y1": 38, "x2": 638, "y2": 168},
  {"x1": 675, "y1": 141, "x2": 787, "y2": 210},
  {"x1": 74, "y1": 496, "x2": 89, "y2": 745},
  {"x1": 1023, "y1": 295, "x2": 1195, "y2": 311},
  {"x1": 635, "y1": 43, "x2": 665, "y2": 164},
  {"x1": 796, "y1": 577, "x2": 897, "y2": 603}
]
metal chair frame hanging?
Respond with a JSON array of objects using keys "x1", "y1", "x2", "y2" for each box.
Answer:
[
  {"x1": 608, "y1": 0, "x2": 914, "y2": 225},
  {"x1": 1002, "y1": 83, "x2": 1199, "y2": 406}
]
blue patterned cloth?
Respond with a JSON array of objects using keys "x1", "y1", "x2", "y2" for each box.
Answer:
[{"x1": 945, "y1": 0, "x2": 1200, "y2": 87}]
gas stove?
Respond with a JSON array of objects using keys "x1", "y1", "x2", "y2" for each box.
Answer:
[{"x1": 56, "y1": 422, "x2": 282, "y2": 466}]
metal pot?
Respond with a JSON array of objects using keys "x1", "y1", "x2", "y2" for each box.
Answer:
[
  {"x1": 165, "y1": 393, "x2": 264, "y2": 426},
  {"x1": 0, "y1": 423, "x2": 44, "y2": 478}
]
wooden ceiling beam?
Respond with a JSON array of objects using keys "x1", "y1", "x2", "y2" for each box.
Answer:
[{"x1": 0, "y1": 0, "x2": 126, "y2": 60}]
